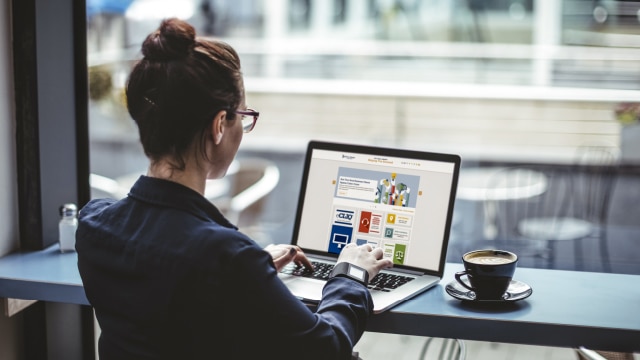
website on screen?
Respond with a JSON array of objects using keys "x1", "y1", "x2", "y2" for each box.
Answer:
[{"x1": 296, "y1": 149, "x2": 455, "y2": 271}]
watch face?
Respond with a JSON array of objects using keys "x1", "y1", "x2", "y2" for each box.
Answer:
[{"x1": 348, "y1": 265, "x2": 366, "y2": 281}]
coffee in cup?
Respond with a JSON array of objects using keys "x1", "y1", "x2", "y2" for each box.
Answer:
[{"x1": 455, "y1": 249, "x2": 518, "y2": 300}]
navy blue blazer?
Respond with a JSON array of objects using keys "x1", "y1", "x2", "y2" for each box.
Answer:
[{"x1": 76, "y1": 175, "x2": 373, "y2": 360}]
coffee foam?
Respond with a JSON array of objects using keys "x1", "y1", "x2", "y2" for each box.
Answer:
[{"x1": 465, "y1": 253, "x2": 515, "y2": 265}]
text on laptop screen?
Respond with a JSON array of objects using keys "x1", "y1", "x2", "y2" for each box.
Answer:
[{"x1": 295, "y1": 148, "x2": 457, "y2": 272}]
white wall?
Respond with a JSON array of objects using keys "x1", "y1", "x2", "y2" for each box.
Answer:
[{"x1": 0, "y1": 0, "x2": 24, "y2": 358}]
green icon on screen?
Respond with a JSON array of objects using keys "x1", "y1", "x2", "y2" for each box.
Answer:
[{"x1": 393, "y1": 244, "x2": 406, "y2": 265}]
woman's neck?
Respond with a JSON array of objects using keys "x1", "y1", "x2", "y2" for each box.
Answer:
[{"x1": 147, "y1": 159, "x2": 207, "y2": 195}]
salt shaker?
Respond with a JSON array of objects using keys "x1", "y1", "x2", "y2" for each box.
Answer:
[{"x1": 59, "y1": 203, "x2": 78, "y2": 252}]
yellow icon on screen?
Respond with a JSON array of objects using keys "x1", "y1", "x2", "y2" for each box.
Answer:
[{"x1": 386, "y1": 214, "x2": 396, "y2": 224}]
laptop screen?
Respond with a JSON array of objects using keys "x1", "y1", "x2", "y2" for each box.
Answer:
[{"x1": 292, "y1": 141, "x2": 460, "y2": 275}]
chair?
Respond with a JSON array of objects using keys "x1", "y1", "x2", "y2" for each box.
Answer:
[
  {"x1": 91, "y1": 158, "x2": 280, "y2": 242},
  {"x1": 419, "y1": 337, "x2": 466, "y2": 360},
  {"x1": 576, "y1": 347, "x2": 634, "y2": 360},
  {"x1": 487, "y1": 166, "x2": 561, "y2": 267},
  {"x1": 89, "y1": 173, "x2": 129, "y2": 199},
  {"x1": 489, "y1": 147, "x2": 617, "y2": 271},
  {"x1": 213, "y1": 157, "x2": 280, "y2": 229},
  {"x1": 90, "y1": 162, "x2": 237, "y2": 201},
  {"x1": 571, "y1": 145, "x2": 619, "y2": 272}
]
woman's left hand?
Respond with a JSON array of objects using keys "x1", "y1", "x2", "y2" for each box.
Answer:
[{"x1": 264, "y1": 244, "x2": 313, "y2": 272}]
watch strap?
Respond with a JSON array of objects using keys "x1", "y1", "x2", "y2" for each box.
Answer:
[{"x1": 330, "y1": 262, "x2": 369, "y2": 286}]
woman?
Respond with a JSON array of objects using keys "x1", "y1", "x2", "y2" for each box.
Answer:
[{"x1": 76, "y1": 18, "x2": 392, "y2": 360}]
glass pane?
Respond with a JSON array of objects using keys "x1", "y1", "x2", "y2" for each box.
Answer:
[{"x1": 86, "y1": 0, "x2": 640, "y2": 274}]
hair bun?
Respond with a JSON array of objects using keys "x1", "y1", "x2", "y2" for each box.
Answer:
[{"x1": 141, "y1": 18, "x2": 196, "y2": 61}]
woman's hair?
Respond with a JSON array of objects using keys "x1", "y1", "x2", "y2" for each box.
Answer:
[{"x1": 126, "y1": 18, "x2": 243, "y2": 170}]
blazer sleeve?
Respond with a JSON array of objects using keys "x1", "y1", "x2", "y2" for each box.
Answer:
[{"x1": 220, "y1": 241, "x2": 373, "y2": 360}]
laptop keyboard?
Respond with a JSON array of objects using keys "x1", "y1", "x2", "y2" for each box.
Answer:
[
  {"x1": 281, "y1": 261, "x2": 334, "y2": 280},
  {"x1": 281, "y1": 261, "x2": 414, "y2": 292},
  {"x1": 367, "y1": 272, "x2": 414, "y2": 292}
]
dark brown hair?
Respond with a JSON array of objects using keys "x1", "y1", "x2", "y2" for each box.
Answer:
[{"x1": 126, "y1": 18, "x2": 243, "y2": 169}]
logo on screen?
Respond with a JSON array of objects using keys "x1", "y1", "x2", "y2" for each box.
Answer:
[
  {"x1": 337, "y1": 212, "x2": 353, "y2": 220},
  {"x1": 334, "y1": 209, "x2": 355, "y2": 226}
]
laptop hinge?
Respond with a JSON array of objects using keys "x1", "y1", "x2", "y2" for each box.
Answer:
[
  {"x1": 309, "y1": 254, "x2": 339, "y2": 262},
  {"x1": 381, "y1": 267, "x2": 425, "y2": 276},
  {"x1": 309, "y1": 255, "x2": 427, "y2": 277}
]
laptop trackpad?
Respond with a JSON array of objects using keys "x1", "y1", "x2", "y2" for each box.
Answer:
[{"x1": 282, "y1": 277, "x2": 323, "y2": 302}]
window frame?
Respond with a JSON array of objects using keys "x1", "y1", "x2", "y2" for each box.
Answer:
[
  {"x1": 12, "y1": 0, "x2": 93, "y2": 359},
  {"x1": 14, "y1": 0, "x2": 90, "y2": 251}
]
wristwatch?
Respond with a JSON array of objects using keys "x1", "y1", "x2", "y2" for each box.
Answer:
[{"x1": 330, "y1": 262, "x2": 369, "y2": 286}]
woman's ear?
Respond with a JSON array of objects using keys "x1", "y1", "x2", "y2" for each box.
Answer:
[{"x1": 211, "y1": 110, "x2": 227, "y2": 145}]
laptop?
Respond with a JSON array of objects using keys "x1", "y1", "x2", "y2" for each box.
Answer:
[{"x1": 278, "y1": 141, "x2": 461, "y2": 313}]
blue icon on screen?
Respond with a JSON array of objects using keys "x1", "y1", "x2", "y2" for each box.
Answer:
[{"x1": 328, "y1": 225, "x2": 353, "y2": 254}]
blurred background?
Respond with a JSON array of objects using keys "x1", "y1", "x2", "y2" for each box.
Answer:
[
  {"x1": 86, "y1": 0, "x2": 640, "y2": 275},
  {"x1": 85, "y1": 2, "x2": 639, "y2": 358}
]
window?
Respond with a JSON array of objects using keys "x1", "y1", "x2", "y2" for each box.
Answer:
[{"x1": 86, "y1": 0, "x2": 640, "y2": 275}]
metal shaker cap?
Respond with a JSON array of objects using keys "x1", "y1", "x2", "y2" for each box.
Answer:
[{"x1": 59, "y1": 203, "x2": 78, "y2": 217}]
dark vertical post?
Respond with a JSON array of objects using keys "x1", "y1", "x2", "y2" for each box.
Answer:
[
  {"x1": 74, "y1": 0, "x2": 91, "y2": 210},
  {"x1": 13, "y1": 0, "x2": 43, "y2": 251},
  {"x1": 13, "y1": 0, "x2": 48, "y2": 357}
]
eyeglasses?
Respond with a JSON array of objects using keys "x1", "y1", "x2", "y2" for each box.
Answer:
[{"x1": 234, "y1": 108, "x2": 260, "y2": 133}]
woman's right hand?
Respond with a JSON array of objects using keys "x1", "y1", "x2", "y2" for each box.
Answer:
[{"x1": 336, "y1": 243, "x2": 393, "y2": 280}]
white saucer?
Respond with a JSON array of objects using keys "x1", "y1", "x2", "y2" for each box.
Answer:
[{"x1": 445, "y1": 279, "x2": 533, "y2": 302}]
